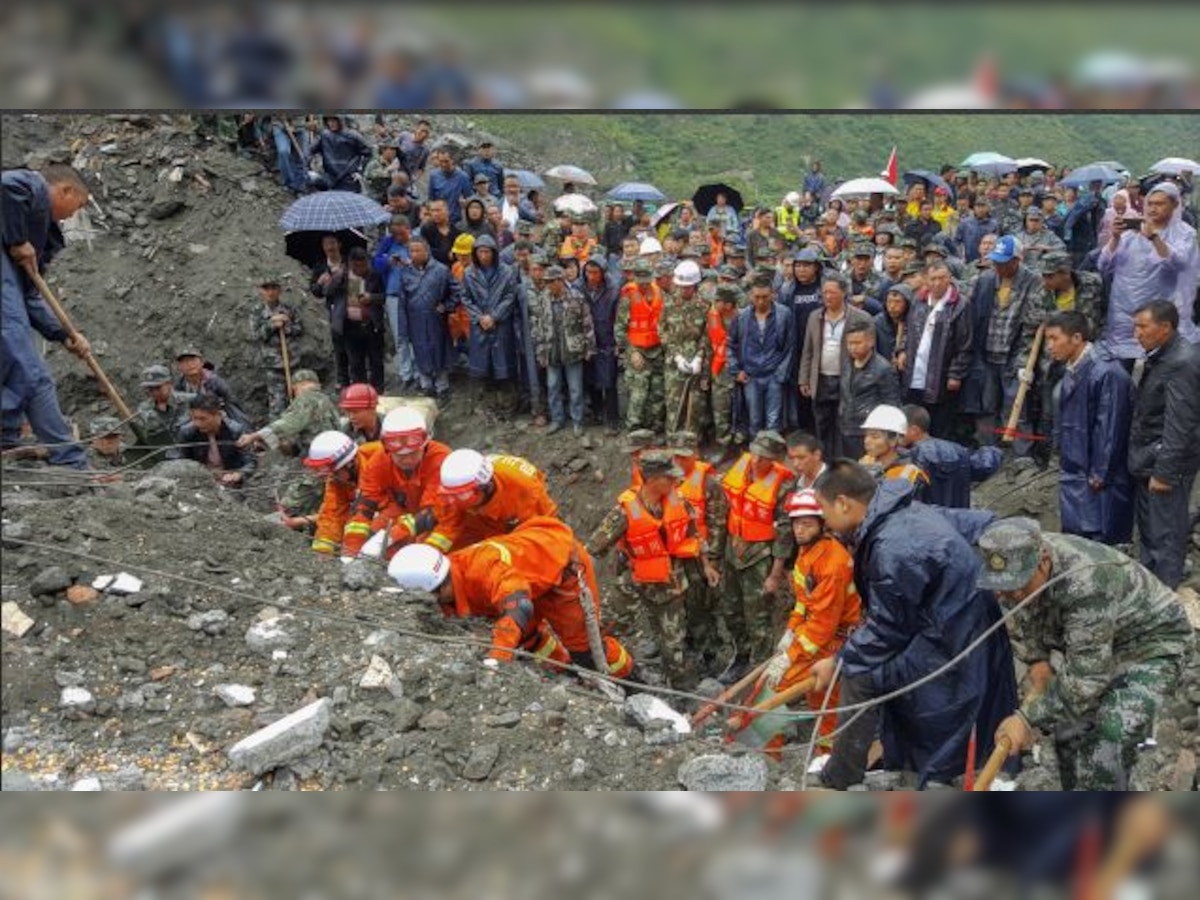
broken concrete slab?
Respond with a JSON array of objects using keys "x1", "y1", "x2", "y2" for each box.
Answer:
[
  {"x1": 677, "y1": 753, "x2": 767, "y2": 791},
  {"x1": 1, "y1": 601, "x2": 35, "y2": 637},
  {"x1": 227, "y1": 698, "x2": 332, "y2": 775}
]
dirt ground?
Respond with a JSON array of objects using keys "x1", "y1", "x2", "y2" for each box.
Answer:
[{"x1": 2, "y1": 114, "x2": 1198, "y2": 791}]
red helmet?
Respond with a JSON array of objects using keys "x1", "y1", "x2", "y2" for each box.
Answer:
[
  {"x1": 338, "y1": 383, "x2": 378, "y2": 411},
  {"x1": 784, "y1": 489, "x2": 824, "y2": 519}
]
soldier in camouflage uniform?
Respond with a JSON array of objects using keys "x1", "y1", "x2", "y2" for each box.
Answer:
[
  {"x1": 1039, "y1": 251, "x2": 1108, "y2": 338},
  {"x1": 719, "y1": 431, "x2": 796, "y2": 672},
  {"x1": 980, "y1": 518, "x2": 1194, "y2": 790},
  {"x1": 671, "y1": 430, "x2": 728, "y2": 674},
  {"x1": 236, "y1": 369, "x2": 341, "y2": 517},
  {"x1": 846, "y1": 242, "x2": 882, "y2": 312},
  {"x1": 705, "y1": 284, "x2": 741, "y2": 454},
  {"x1": 132, "y1": 364, "x2": 194, "y2": 466},
  {"x1": 250, "y1": 279, "x2": 304, "y2": 418},
  {"x1": 660, "y1": 260, "x2": 710, "y2": 435},
  {"x1": 1016, "y1": 207, "x2": 1066, "y2": 267},
  {"x1": 615, "y1": 259, "x2": 666, "y2": 434},
  {"x1": 530, "y1": 265, "x2": 596, "y2": 437},
  {"x1": 86, "y1": 416, "x2": 128, "y2": 470},
  {"x1": 586, "y1": 452, "x2": 719, "y2": 689}
]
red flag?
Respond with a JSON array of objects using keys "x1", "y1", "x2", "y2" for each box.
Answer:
[{"x1": 881, "y1": 146, "x2": 898, "y2": 186}]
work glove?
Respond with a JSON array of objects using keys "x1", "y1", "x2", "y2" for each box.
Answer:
[
  {"x1": 690, "y1": 355, "x2": 702, "y2": 375},
  {"x1": 673, "y1": 353, "x2": 691, "y2": 374},
  {"x1": 776, "y1": 631, "x2": 794, "y2": 654},
  {"x1": 763, "y1": 652, "x2": 790, "y2": 690},
  {"x1": 1017, "y1": 368, "x2": 1034, "y2": 386}
]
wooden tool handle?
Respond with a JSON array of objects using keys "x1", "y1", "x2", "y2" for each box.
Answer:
[
  {"x1": 1001, "y1": 322, "x2": 1045, "y2": 445},
  {"x1": 972, "y1": 735, "x2": 1013, "y2": 791},
  {"x1": 690, "y1": 659, "x2": 770, "y2": 728},
  {"x1": 753, "y1": 675, "x2": 817, "y2": 714}
]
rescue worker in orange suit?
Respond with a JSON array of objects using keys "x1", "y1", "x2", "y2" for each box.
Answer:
[
  {"x1": 302, "y1": 430, "x2": 383, "y2": 555},
  {"x1": 670, "y1": 429, "x2": 728, "y2": 677},
  {"x1": 341, "y1": 406, "x2": 450, "y2": 557},
  {"x1": 338, "y1": 382, "x2": 382, "y2": 443},
  {"x1": 388, "y1": 516, "x2": 634, "y2": 679},
  {"x1": 859, "y1": 404, "x2": 930, "y2": 498},
  {"x1": 759, "y1": 489, "x2": 861, "y2": 753},
  {"x1": 616, "y1": 258, "x2": 666, "y2": 433},
  {"x1": 626, "y1": 428, "x2": 657, "y2": 491},
  {"x1": 719, "y1": 429, "x2": 797, "y2": 679},
  {"x1": 587, "y1": 451, "x2": 720, "y2": 689},
  {"x1": 424, "y1": 449, "x2": 558, "y2": 554}
]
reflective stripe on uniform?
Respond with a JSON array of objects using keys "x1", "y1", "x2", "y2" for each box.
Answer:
[{"x1": 426, "y1": 532, "x2": 452, "y2": 552}]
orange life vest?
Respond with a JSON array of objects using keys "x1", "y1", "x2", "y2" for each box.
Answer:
[
  {"x1": 721, "y1": 454, "x2": 789, "y2": 542},
  {"x1": 623, "y1": 283, "x2": 663, "y2": 349},
  {"x1": 706, "y1": 306, "x2": 731, "y2": 377},
  {"x1": 676, "y1": 461, "x2": 713, "y2": 543},
  {"x1": 619, "y1": 489, "x2": 698, "y2": 583}
]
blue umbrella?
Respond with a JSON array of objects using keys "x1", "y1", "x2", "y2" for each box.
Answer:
[
  {"x1": 279, "y1": 191, "x2": 391, "y2": 232},
  {"x1": 1059, "y1": 164, "x2": 1123, "y2": 189},
  {"x1": 605, "y1": 181, "x2": 666, "y2": 203},
  {"x1": 505, "y1": 169, "x2": 545, "y2": 190},
  {"x1": 902, "y1": 169, "x2": 955, "y2": 202}
]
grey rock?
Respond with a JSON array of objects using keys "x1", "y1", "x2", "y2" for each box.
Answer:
[
  {"x1": 568, "y1": 758, "x2": 589, "y2": 780},
  {"x1": 214, "y1": 684, "x2": 257, "y2": 708},
  {"x1": 71, "y1": 776, "x2": 103, "y2": 791},
  {"x1": 77, "y1": 520, "x2": 113, "y2": 541},
  {"x1": 59, "y1": 686, "x2": 95, "y2": 712},
  {"x1": 695, "y1": 678, "x2": 726, "y2": 699},
  {"x1": 54, "y1": 669, "x2": 85, "y2": 687},
  {"x1": 545, "y1": 684, "x2": 571, "y2": 712},
  {"x1": 2, "y1": 771, "x2": 44, "y2": 791},
  {"x1": 418, "y1": 709, "x2": 452, "y2": 731},
  {"x1": 245, "y1": 616, "x2": 296, "y2": 654},
  {"x1": 483, "y1": 711, "x2": 522, "y2": 728},
  {"x1": 1, "y1": 520, "x2": 32, "y2": 549},
  {"x1": 147, "y1": 198, "x2": 184, "y2": 220},
  {"x1": 132, "y1": 476, "x2": 176, "y2": 498},
  {"x1": 388, "y1": 698, "x2": 424, "y2": 733},
  {"x1": 383, "y1": 734, "x2": 410, "y2": 761},
  {"x1": 462, "y1": 743, "x2": 500, "y2": 781},
  {"x1": 624, "y1": 694, "x2": 692, "y2": 741},
  {"x1": 341, "y1": 559, "x2": 380, "y2": 592},
  {"x1": 3, "y1": 727, "x2": 33, "y2": 754},
  {"x1": 116, "y1": 656, "x2": 147, "y2": 674},
  {"x1": 227, "y1": 698, "x2": 332, "y2": 776},
  {"x1": 30, "y1": 566, "x2": 71, "y2": 597},
  {"x1": 186, "y1": 609, "x2": 230, "y2": 635},
  {"x1": 677, "y1": 754, "x2": 768, "y2": 791},
  {"x1": 362, "y1": 629, "x2": 402, "y2": 654},
  {"x1": 862, "y1": 770, "x2": 907, "y2": 791},
  {"x1": 104, "y1": 764, "x2": 146, "y2": 791}
]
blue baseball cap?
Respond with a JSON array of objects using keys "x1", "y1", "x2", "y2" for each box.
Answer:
[{"x1": 988, "y1": 235, "x2": 1023, "y2": 264}]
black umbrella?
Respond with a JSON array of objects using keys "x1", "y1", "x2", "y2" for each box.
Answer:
[
  {"x1": 284, "y1": 228, "x2": 370, "y2": 270},
  {"x1": 691, "y1": 183, "x2": 744, "y2": 216},
  {"x1": 902, "y1": 169, "x2": 955, "y2": 203}
]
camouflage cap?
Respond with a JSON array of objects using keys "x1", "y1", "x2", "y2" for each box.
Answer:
[
  {"x1": 139, "y1": 364, "x2": 172, "y2": 387},
  {"x1": 901, "y1": 262, "x2": 926, "y2": 278},
  {"x1": 724, "y1": 242, "x2": 746, "y2": 257},
  {"x1": 977, "y1": 517, "x2": 1043, "y2": 593},
  {"x1": 898, "y1": 237, "x2": 918, "y2": 249},
  {"x1": 175, "y1": 345, "x2": 203, "y2": 360},
  {"x1": 850, "y1": 242, "x2": 874, "y2": 257},
  {"x1": 1024, "y1": 207, "x2": 1044, "y2": 220},
  {"x1": 717, "y1": 264, "x2": 740, "y2": 279},
  {"x1": 88, "y1": 416, "x2": 123, "y2": 438},
  {"x1": 749, "y1": 429, "x2": 787, "y2": 461},
  {"x1": 544, "y1": 265, "x2": 565, "y2": 280},
  {"x1": 1038, "y1": 252, "x2": 1071, "y2": 275},
  {"x1": 655, "y1": 259, "x2": 676, "y2": 277},
  {"x1": 530, "y1": 251, "x2": 551, "y2": 267},
  {"x1": 715, "y1": 284, "x2": 741, "y2": 303},
  {"x1": 632, "y1": 259, "x2": 654, "y2": 280},
  {"x1": 668, "y1": 430, "x2": 698, "y2": 456},
  {"x1": 792, "y1": 246, "x2": 821, "y2": 264},
  {"x1": 678, "y1": 246, "x2": 700, "y2": 259},
  {"x1": 571, "y1": 213, "x2": 590, "y2": 224},
  {"x1": 637, "y1": 450, "x2": 683, "y2": 480},
  {"x1": 291, "y1": 368, "x2": 321, "y2": 385},
  {"x1": 624, "y1": 429, "x2": 658, "y2": 453},
  {"x1": 923, "y1": 242, "x2": 949, "y2": 257},
  {"x1": 515, "y1": 220, "x2": 534, "y2": 234}
]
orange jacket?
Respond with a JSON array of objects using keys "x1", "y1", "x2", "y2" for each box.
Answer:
[
  {"x1": 622, "y1": 282, "x2": 663, "y2": 349},
  {"x1": 721, "y1": 454, "x2": 790, "y2": 542},
  {"x1": 342, "y1": 440, "x2": 451, "y2": 555},
  {"x1": 783, "y1": 536, "x2": 861, "y2": 685},
  {"x1": 311, "y1": 441, "x2": 384, "y2": 554},
  {"x1": 676, "y1": 460, "x2": 714, "y2": 544},
  {"x1": 426, "y1": 454, "x2": 558, "y2": 553},
  {"x1": 447, "y1": 516, "x2": 632, "y2": 675},
  {"x1": 618, "y1": 488, "x2": 698, "y2": 584},
  {"x1": 706, "y1": 305, "x2": 731, "y2": 377}
]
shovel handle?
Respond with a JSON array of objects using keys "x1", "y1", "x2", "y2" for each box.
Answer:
[
  {"x1": 972, "y1": 735, "x2": 1013, "y2": 791},
  {"x1": 752, "y1": 675, "x2": 817, "y2": 714},
  {"x1": 690, "y1": 659, "x2": 769, "y2": 728}
]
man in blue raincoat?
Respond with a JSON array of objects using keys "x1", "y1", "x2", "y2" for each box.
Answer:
[
  {"x1": 1044, "y1": 310, "x2": 1134, "y2": 544},
  {"x1": 308, "y1": 115, "x2": 372, "y2": 193},
  {"x1": 459, "y1": 234, "x2": 519, "y2": 397},
  {"x1": 810, "y1": 462, "x2": 1016, "y2": 789},
  {"x1": 2, "y1": 166, "x2": 93, "y2": 469},
  {"x1": 398, "y1": 236, "x2": 458, "y2": 402}
]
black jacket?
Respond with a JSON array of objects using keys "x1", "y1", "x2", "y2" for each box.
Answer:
[
  {"x1": 840, "y1": 352, "x2": 902, "y2": 435},
  {"x1": 177, "y1": 418, "x2": 257, "y2": 479},
  {"x1": 1129, "y1": 333, "x2": 1200, "y2": 486}
]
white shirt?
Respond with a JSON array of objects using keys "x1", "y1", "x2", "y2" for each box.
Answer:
[
  {"x1": 820, "y1": 312, "x2": 845, "y2": 377},
  {"x1": 501, "y1": 197, "x2": 521, "y2": 229},
  {"x1": 910, "y1": 293, "x2": 949, "y2": 391}
]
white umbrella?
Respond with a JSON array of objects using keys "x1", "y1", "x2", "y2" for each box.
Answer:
[
  {"x1": 830, "y1": 177, "x2": 899, "y2": 199},
  {"x1": 1151, "y1": 157, "x2": 1200, "y2": 176},
  {"x1": 553, "y1": 194, "x2": 598, "y2": 216},
  {"x1": 544, "y1": 164, "x2": 597, "y2": 185},
  {"x1": 1014, "y1": 157, "x2": 1053, "y2": 172}
]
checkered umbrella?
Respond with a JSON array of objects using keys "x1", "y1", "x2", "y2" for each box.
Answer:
[{"x1": 278, "y1": 191, "x2": 391, "y2": 233}]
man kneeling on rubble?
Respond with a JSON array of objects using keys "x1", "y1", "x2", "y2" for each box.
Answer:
[
  {"x1": 808, "y1": 461, "x2": 1015, "y2": 789},
  {"x1": 388, "y1": 516, "x2": 634, "y2": 679}
]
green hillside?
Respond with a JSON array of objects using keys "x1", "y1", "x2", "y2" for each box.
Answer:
[{"x1": 482, "y1": 114, "x2": 1199, "y2": 204}]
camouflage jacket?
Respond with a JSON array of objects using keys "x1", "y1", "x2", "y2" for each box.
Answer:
[
  {"x1": 87, "y1": 446, "x2": 128, "y2": 470},
  {"x1": 250, "y1": 300, "x2": 303, "y2": 370},
  {"x1": 659, "y1": 289, "x2": 710, "y2": 366},
  {"x1": 586, "y1": 491, "x2": 707, "y2": 595},
  {"x1": 1011, "y1": 533, "x2": 1193, "y2": 729},
  {"x1": 1044, "y1": 270, "x2": 1108, "y2": 338},
  {"x1": 260, "y1": 387, "x2": 340, "y2": 454},
  {"x1": 133, "y1": 392, "x2": 194, "y2": 448},
  {"x1": 1016, "y1": 228, "x2": 1065, "y2": 262},
  {"x1": 530, "y1": 284, "x2": 596, "y2": 367}
]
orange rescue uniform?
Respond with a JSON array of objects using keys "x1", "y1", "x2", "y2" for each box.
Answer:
[
  {"x1": 722, "y1": 454, "x2": 792, "y2": 543},
  {"x1": 342, "y1": 440, "x2": 452, "y2": 556},
  {"x1": 559, "y1": 235, "x2": 598, "y2": 264},
  {"x1": 311, "y1": 441, "x2": 384, "y2": 554},
  {"x1": 447, "y1": 516, "x2": 633, "y2": 676},
  {"x1": 675, "y1": 460, "x2": 715, "y2": 543},
  {"x1": 426, "y1": 454, "x2": 558, "y2": 553},
  {"x1": 617, "y1": 488, "x2": 700, "y2": 584},
  {"x1": 706, "y1": 306, "x2": 730, "y2": 377},
  {"x1": 622, "y1": 282, "x2": 664, "y2": 349}
]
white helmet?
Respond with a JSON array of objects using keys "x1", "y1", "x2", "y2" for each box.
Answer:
[
  {"x1": 672, "y1": 260, "x2": 701, "y2": 287},
  {"x1": 387, "y1": 543, "x2": 451, "y2": 593},
  {"x1": 785, "y1": 191, "x2": 801, "y2": 206},
  {"x1": 638, "y1": 236, "x2": 663, "y2": 255},
  {"x1": 381, "y1": 406, "x2": 428, "y2": 452},
  {"x1": 303, "y1": 430, "x2": 358, "y2": 472},
  {"x1": 861, "y1": 404, "x2": 909, "y2": 436},
  {"x1": 440, "y1": 448, "x2": 494, "y2": 490}
]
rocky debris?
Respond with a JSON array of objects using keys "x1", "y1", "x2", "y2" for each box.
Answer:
[
  {"x1": 341, "y1": 558, "x2": 381, "y2": 592},
  {"x1": 227, "y1": 698, "x2": 332, "y2": 775},
  {"x1": 214, "y1": 684, "x2": 257, "y2": 708},
  {"x1": 862, "y1": 770, "x2": 910, "y2": 791},
  {"x1": 29, "y1": 566, "x2": 71, "y2": 597},
  {"x1": 389, "y1": 698, "x2": 424, "y2": 733},
  {"x1": 187, "y1": 609, "x2": 231, "y2": 635},
  {"x1": 482, "y1": 711, "x2": 522, "y2": 729},
  {"x1": 418, "y1": 709, "x2": 452, "y2": 731},
  {"x1": 362, "y1": 629, "x2": 402, "y2": 654},
  {"x1": 1, "y1": 601, "x2": 35, "y2": 637},
  {"x1": 59, "y1": 686, "x2": 96, "y2": 713},
  {"x1": 1, "y1": 520, "x2": 32, "y2": 548},
  {"x1": 677, "y1": 753, "x2": 768, "y2": 792},
  {"x1": 66, "y1": 585, "x2": 100, "y2": 605},
  {"x1": 462, "y1": 743, "x2": 501, "y2": 781},
  {"x1": 244, "y1": 614, "x2": 296, "y2": 654},
  {"x1": 71, "y1": 777, "x2": 103, "y2": 791},
  {"x1": 358, "y1": 655, "x2": 402, "y2": 696},
  {"x1": 624, "y1": 693, "x2": 692, "y2": 745}
]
